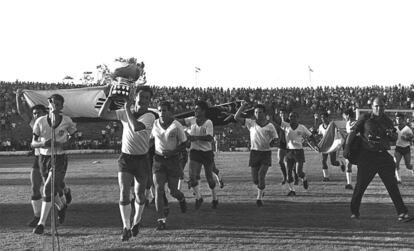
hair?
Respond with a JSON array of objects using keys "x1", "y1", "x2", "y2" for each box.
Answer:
[
  {"x1": 371, "y1": 95, "x2": 385, "y2": 105},
  {"x1": 343, "y1": 108, "x2": 355, "y2": 118},
  {"x1": 31, "y1": 104, "x2": 47, "y2": 113},
  {"x1": 290, "y1": 111, "x2": 299, "y2": 118},
  {"x1": 195, "y1": 100, "x2": 209, "y2": 112},
  {"x1": 49, "y1": 94, "x2": 64, "y2": 104},
  {"x1": 159, "y1": 101, "x2": 173, "y2": 111},
  {"x1": 254, "y1": 104, "x2": 266, "y2": 112},
  {"x1": 396, "y1": 112, "x2": 405, "y2": 118},
  {"x1": 135, "y1": 86, "x2": 153, "y2": 97},
  {"x1": 320, "y1": 111, "x2": 329, "y2": 118}
]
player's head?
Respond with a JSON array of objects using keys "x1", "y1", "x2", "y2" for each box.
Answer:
[
  {"x1": 31, "y1": 104, "x2": 47, "y2": 119},
  {"x1": 194, "y1": 100, "x2": 208, "y2": 118},
  {"x1": 279, "y1": 108, "x2": 288, "y2": 120},
  {"x1": 320, "y1": 112, "x2": 329, "y2": 124},
  {"x1": 289, "y1": 111, "x2": 299, "y2": 124},
  {"x1": 395, "y1": 112, "x2": 405, "y2": 126},
  {"x1": 158, "y1": 101, "x2": 173, "y2": 121},
  {"x1": 48, "y1": 94, "x2": 64, "y2": 111},
  {"x1": 371, "y1": 96, "x2": 385, "y2": 116},
  {"x1": 254, "y1": 104, "x2": 266, "y2": 120},
  {"x1": 135, "y1": 86, "x2": 153, "y2": 110},
  {"x1": 342, "y1": 108, "x2": 355, "y2": 121}
]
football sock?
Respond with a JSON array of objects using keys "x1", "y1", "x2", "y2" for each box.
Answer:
[
  {"x1": 158, "y1": 217, "x2": 167, "y2": 223},
  {"x1": 193, "y1": 185, "x2": 201, "y2": 199},
  {"x1": 346, "y1": 172, "x2": 352, "y2": 184},
  {"x1": 31, "y1": 199, "x2": 42, "y2": 217},
  {"x1": 395, "y1": 169, "x2": 401, "y2": 182},
  {"x1": 133, "y1": 200, "x2": 145, "y2": 226},
  {"x1": 212, "y1": 188, "x2": 218, "y2": 200},
  {"x1": 38, "y1": 201, "x2": 52, "y2": 226},
  {"x1": 54, "y1": 194, "x2": 64, "y2": 210},
  {"x1": 178, "y1": 179, "x2": 184, "y2": 190},
  {"x1": 256, "y1": 188, "x2": 264, "y2": 200},
  {"x1": 287, "y1": 183, "x2": 295, "y2": 191},
  {"x1": 322, "y1": 169, "x2": 329, "y2": 178},
  {"x1": 119, "y1": 204, "x2": 131, "y2": 229}
]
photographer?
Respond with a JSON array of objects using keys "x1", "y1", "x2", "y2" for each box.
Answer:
[{"x1": 344, "y1": 96, "x2": 409, "y2": 221}]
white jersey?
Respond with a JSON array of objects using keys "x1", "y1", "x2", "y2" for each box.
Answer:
[
  {"x1": 152, "y1": 120, "x2": 187, "y2": 155},
  {"x1": 318, "y1": 124, "x2": 329, "y2": 137},
  {"x1": 395, "y1": 125, "x2": 413, "y2": 148},
  {"x1": 284, "y1": 124, "x2": 312, "y2": 150},
  {"x1": 184, "y1": 117, "x2": 213, "y2": 151},
  {"x1": 116, "y1": 109, "x2": 155, "y2": 155},
  {"x1": 29, "y1": 119, "x2": 40, "y2": 156},
  {"x1": 346, "y1": 120, "x2": 356, "y2": 134},
  {"x1": 245, "y1": 118, "x2": 278, "y2": 151},
  {"x1": 33, "y1": 115, "x2": 77, "y2": 155}
]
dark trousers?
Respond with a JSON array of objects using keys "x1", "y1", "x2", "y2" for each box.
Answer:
[
  {"x1": 322, "y1": 151, "x2": 340, "y2": 169},
  {"x1": 351, "y1": 150, "x2": 407, "y2": 216}
]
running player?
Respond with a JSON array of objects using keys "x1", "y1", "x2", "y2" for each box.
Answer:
[
  {"x1": 394, "y1": 112, "x2": 414, "y2": 184},
  {"x1": 180, "y1": 101, "x2": 218, "y2": 209},
  {"x1": 234, "y1": 101, "x2": 278, "y2": 206},
  {"x1": 98, "y1": 86, "x2": 155, "y2": 241},
  {"x1": 283, "y1": 111, "x2": 314, "y2": 196},
  {"x1": 317, "y1": 112, "x2": 345, "y2": 182},
  {"x1": 151, "y1": 101, "x2": 187, "y2": 230},
  {"x1": 343, "y1": 109, "x2": 356, "y2": 190},
  {"x1": 32, "y1": 94, "x2": 77, "y2": 234}
]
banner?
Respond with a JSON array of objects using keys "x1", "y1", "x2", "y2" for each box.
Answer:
[{"x1": 317, "y1": 122, "x2": 344, "y2": 153}]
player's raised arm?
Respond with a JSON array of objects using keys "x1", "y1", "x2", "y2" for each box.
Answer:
[
  {"x1": 16, "y1": 89, "x2": 31, "y2": 123},
  {"x1": 234, "y1": 100, "x2": 247, "y2": 124},
  {"x1": 98, "y1": 95, "x2": 118, "y2": 120}
]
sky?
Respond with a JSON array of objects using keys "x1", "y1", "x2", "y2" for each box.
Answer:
[{"x1": 1, "y1": 0, "x2": 414, "y2": 88}]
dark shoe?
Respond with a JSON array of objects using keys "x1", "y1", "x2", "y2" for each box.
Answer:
[
  {"x1": 28, "y1": 216, "x2": 40, "y2": 227},
  {"x1": 294, "y1": 179, "x2": 299, "y2": 185},
  {"x1": 322, "y1": 177, "x2": 330, "y2": 182},
  {"x1": 156, "y1": 220, "x2": 166, "y2": 230},
  {"x1": 287, "y1": 191, "x2": 296, "y2": 196},
  {"x1": 64, "y1": 188, "x2": 72, "y2": 204},
  {"x1": 303, "y1": 179, "x2": 309, "y2": 190},
  {"x1": 212, "y1": 200, "x2": 219, "y2": 209},
  {"x1": 144, "y1": 199, "x2": 149, "y2": 207},
  {"x1": 219, "y1": 178, "x2": 225, "y2": 189},
  {"x1": 195, "y1": 198, "x2": 204, "y2": 210},
  {"x1": 33, "y1": 224, "x2": 44, "y2": 235},
  {"x1": 350, "y1": 214, "x2": 359, "y2": 219},
  {"x1": 397, "y1": 180, "x2": 402, "y2": 185},
  {"x1": 150, "y1": 198, "x2": 155, "y2": 204},
  {"x1": 121, "y1": 228, "x2": 132, "y2": 241},
  {"x1": 256, "y1": 200, "x2": 263, "y2": 207},
  {"x1": 345, "y1": 184, "x2": 353, "y2": 190},
  {"x1": 179, "y1": 199, "x2": 187, "y2": 213},
  {"x1": 58, "y1": 204, "x2": 67, "y2": 224},
  {"x1": 131, "y1": 223, "x2": 140, "y2": 237},
  {"x1": 281, "y1": 178, "x2": 287, "y2": 185},
  {"x1": 163, "y1": 207, "x2": 170, "y2": 217}
]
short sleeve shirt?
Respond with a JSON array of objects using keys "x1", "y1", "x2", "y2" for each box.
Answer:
[
  {"x1": 395, "y1": 125, "x2": 413, "y2": 148},
  {"x1": 33, "y1": 115, "x2": 77, "y2": 155},
  {"x1": 184, "y1": 117, "x2": 213, "y2": 151},
  {"x1": 152, "y1": 120, "x2": 187, "y2": 155},
  {"x1": 284, "y1": 124, "x2": 312, "y2": 150},
  {"x1": 245, "y1": 118, "x2": 278, "y2": 151},
  {"x1": 116, "y1": 109, "x2": 155, "y2": 155}
]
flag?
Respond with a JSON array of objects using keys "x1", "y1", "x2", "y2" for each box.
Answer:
[
  {"x1": 308, "y1": 66, "x2": 314, "y2": 72},
  {"x1": 22, "y1": 86, "x2": 109, "y2": 122},
  {"x1": 317, "y1": 122, "x2": 344, "y2": 153},
  {"x1": 195, "y1": 67, "x2": 201, "y2": 73}
]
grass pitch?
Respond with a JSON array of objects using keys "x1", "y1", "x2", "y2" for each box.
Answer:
[{"x1": 2, "y1": 151, "x2": 414, "y2": 250}]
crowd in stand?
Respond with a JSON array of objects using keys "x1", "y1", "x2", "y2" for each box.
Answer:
[{"x1": 1, "y1": 81, "x2": 414, "y2": 151}]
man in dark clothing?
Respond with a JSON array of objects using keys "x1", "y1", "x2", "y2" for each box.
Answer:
[{"x1": 344, "y1": 96, "x2": 409, "y2": 221}]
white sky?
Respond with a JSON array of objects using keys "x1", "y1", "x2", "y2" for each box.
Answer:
[{"x1": 1, "y1": 0, "x2": 414, "y2": 88}]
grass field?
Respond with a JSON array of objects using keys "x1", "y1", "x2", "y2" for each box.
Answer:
[{"x1": 2, "y1": 151, "x2": 414, "y2": 250}]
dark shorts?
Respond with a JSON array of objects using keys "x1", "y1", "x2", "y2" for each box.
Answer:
[
  {"x1": 118, "y1": 152, "x2": 150, "y2": 179},
  {"x1": 38, "y1": 154, "x2": 68, "y2": 179},
  {"x1": 153, "y1": 155, "x2": 183, "y2": 178},
  {"x1": 190, "y1": 150, "x2": 214, "y2": 166},
  {"x1": 286, "y1": 149, "x2": 305, "y2": 163},
  {"x1": 32, "y1": 155, "x2": 40, "y2": 169},
  {"x1": 395, "y1": 146, "x2": 411, "y2": 156},
  {"x1": 249, "y1": 150, "x2": 272, "y2": 167}
]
